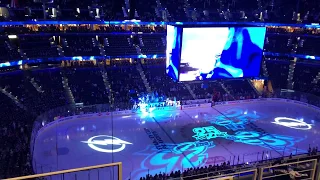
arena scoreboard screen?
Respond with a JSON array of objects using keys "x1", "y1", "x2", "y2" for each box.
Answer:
[{"x1": 166, "y1": 25, "x2": 266, "y2": 82}]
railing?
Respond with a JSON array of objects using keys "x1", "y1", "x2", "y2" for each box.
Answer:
[
  {"x1": 171, "y1": 167, "x2": 257, "y2": 180},
  {"x1": 169, "y1": 155, "x2": 320, "y2": 180},
  {"x1": 6, "y1": 157, "x2": 320, "y2": 180},
  {"x1": 4, "y1": 162, "x2": 122, "y2": 180},
  {"x1": 259, "y1": 158, "x2": 318, "y2": 180},
  {"x1": 274, "y1": 89, "x2": 320, "y2": 106}
]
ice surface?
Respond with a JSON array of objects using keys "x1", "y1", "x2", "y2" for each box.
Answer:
[{"x1": 33, "y1": 101, "x2": 320, "y2": 179}]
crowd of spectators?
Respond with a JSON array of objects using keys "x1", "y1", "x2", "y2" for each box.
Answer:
[
  {"x1": 107, "y1": 61, "x2": 147, "y2": 109},
  {"x1": 142, "y1": 59, "x2": 193, "y2": 100},
  {"x1": 138, "y1": 153, "x2": 320, "y2": 180},
  {"x1": 19, "y1": 36, "x2": 59, "y2": 59},
  {"x1": 0, "y1": 57, "x2": 275, "y2": 178},
  {"x1": 138, "y1": 161, "x2": 233, "y2": 180},
  {"x1": 1, "y1": 20, "x2": 320, "y2": 180},
  {"x1": 1, "y1": 26, "x2": 320, "y2": 65},
  {"x1": 4, "y1": 25, "x2": 320, "y2": 36},
  {"x1": 0, "y1": 55, "x2": 320, "y2": 178},
  {"x1": 1, "y1": 25, "x2": 166, "y2": 35},
  {"x1": 63, "y1": 35, "x2": 101, "y2": 56},
  {"x1": 0, "y1": 31, "x2": 166, "y2": 63},
  {"x1": 0, "y1": 93, "x2": 34, "y2": 178},
  {"x1": 0, "y1": 69, "x2": 68, "y2": 178},
  {"x1": 0, "y1": 0, "x2": 319, "y2": 23},
  {"x1": 65, "y1": 67, "x2": 110, "y2": 105}
]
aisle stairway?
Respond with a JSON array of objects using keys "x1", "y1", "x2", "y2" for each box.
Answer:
[
  {"x1": 101, "y1": 71, "x2": 113, "y2": 105},
  {"x1": 287, "y1": 57, "x2": 297, "y2": 89},
  {"x1": 184, "y1": 83, "x2": 196, "y2": 99},
  {"x1": 311, "y1": 71, "x2": 320, "y2": 84},
  {"x1": 219, "y1": 81, "x2": 234, "y2": 100},
  {"x1": 60, "y1": 70, "x2": 76, "y2": 105},
  {"x1": 0, "y1": 88, "x2": 25, "y2": 109},
  {"x1": 136, "y1": 63, "x2": 152, "y2": 93},
  {"x1": 97, "y1": 60, "x2": 113, "y2": 105},
  {"x1": 261, "y1": 60, "x2": 269, "y2": 77},
  {"x1": 30, "y1": 78, "x2": 44, "y2": 93},
  {"x1": 247, "y1": 79, "x2": 262, "y2": 96}
]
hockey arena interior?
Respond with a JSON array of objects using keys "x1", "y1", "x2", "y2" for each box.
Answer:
[{"x1": 1, "y1": 0, "x2": 320, "y2": 180}]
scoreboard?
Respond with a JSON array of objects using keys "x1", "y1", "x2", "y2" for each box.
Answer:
[{"x1": 166, "y1": 25, "x2": 266, "y2": 82}]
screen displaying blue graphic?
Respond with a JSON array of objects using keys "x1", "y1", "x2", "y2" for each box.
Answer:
[
  {"x1": 166, "y1": 25, "x2": 182, "y2": 81},
  {"x1": 179, "y1": 27, "x2": 266, "y2": 81}
]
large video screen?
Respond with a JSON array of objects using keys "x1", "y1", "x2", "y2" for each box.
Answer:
[
  {"x1": 166, "y1": 25, "x2": 182, "y2": 81},
  {"x1": 179, "y1": 27, "x2": 266, "y2": 81}
]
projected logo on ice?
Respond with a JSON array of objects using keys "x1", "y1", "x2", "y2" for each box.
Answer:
[
  {"x1": 82, "y1": 135, "x2": 132, "y2": 153},
  {"x1": 131, "y1": 141, "x2": 215, "y2": 179},
  {"x1": 272, "y1": 117, "x2": 312, "y2": 130},
  {"x1": 192, "y1": 126, "x2": 306, "y2": 153},
  {"x1": 203, "y1": 109, "x2": 260, "y2": 131}
]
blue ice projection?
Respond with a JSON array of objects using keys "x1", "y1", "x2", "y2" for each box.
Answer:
[
  {"x1": 193, "y1": 126, "x2": 230, "y2": 140},
  {"x1": 132, "y1": 124, "x2": 306, "y2": 179},
  {"x1": 132, "y1": 109, "x2": 309, "y2": 179},
  {"x1": 272, "y1": 117, "x2": 312, "y2": 130},
  {"x1": 204, "y1": 109, "x2": 260, "y2": 131},
  {"x1": 192, "y1": 126, "x2": 306, "y2": 154},
  {"x1": 132, "y1": 141, "x2": 215, "y2": 179}
]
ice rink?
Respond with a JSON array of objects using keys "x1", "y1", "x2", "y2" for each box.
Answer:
[{"x1": 32, "y1": 99, "x2": 320, "y2": 179}]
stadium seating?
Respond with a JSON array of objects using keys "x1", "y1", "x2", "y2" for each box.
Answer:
[
  {"x1": 0, "y1": 0, "x2": 320, "y2": 177},
  {"x1": 143, "y1": 59, "x2": 193, "y2": 100},
  {"x1": 140, "y1": 35, "x2": 166, "y2": 55},
  {"x1": 0, "y1": 86, "x2": 35, "y2": 178},
  {"x1": 0, "y1": 0, "x2": 318, "y2": 22},
  {"x1": 0, "y1": 37, "x2": 22, "y2": 62},
  {"x1": 296, "y1": 37, "x2": 320, "y2": 56},
  {"x1": 19, "y1": 36, "x2": 59, "y2": 59},
  {"x1": 65, "y1": 67, "x2": 110, "y2": 105},
  {"x1": 0, "y1": 57, "x2": 272, "y2": 178},
  {"x1": 265, "y1": 60, "x2": 290, "y2": 89},
  {"x1": 104, "y1": 35, "x2": 139, "y2": 56},
  {"x1": 62, "y1": 36, "x2": 101, "y2": 56},
  {"x1": 0, "y1": 25, "x2": 320, "y2": 178}
]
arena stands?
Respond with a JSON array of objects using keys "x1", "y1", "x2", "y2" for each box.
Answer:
[
  {"x1": 19, "y1": 36, "x2": 59, "y2": 59},
  {"x1": 0, "y1": 0, "x2": 320, "y2": 178},
  {"x1": 0, "y1": 89, "x2": 34, "y2": 178},
  {"x1": 62, "y1": 36, "x2": 101, "y2": 56},
  {"x1": 139, "y1": 35, "x2": 166, "y2": 55},
  {"x1": 103, "y1": 35, "x2": 139, "y2": 56},
  {"x1": 1, "y1": 57, "x2": 267, "y2": 179},
  {"x1": 296, "y1": 37, "x2": 320, "y2": 56},
  {"x1": 264, "y1": 35, "x2": 294, "y2": 54},
  {"x1": 0, "y1": 24, "x2": 320, "y2": 179},
  {"x1": 138, "y1": 153, "x2": 320, "y2": 180},
  {"x1": 65, "y1": 67, "x2": 109, "y2": 105},
  {"x1": 0, "y1": 0, "x2": 318, "y2": 22}
]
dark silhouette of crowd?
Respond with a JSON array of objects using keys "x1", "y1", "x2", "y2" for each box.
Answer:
[
  {"x1": 0, "y1": 59, "x2": 266, "y2": 179},
  {"x1": 138, "y1": 153, "x2": 320, "y2": 180},
  {"x1": 0, "y1": 0, "x2": 319, "y2": 23},
  {"x1": 308, "y1": 146, "x2": 318, "y2": 156},
  {"x1": 138, "y1": 161, "x2": 234, "y2": 180},
  {"x1": 0, "y1": 13, "x2": 320, "y2": 180},
  {"x1": 0, "y1": 55, "x2": 320, "y2": 178}
]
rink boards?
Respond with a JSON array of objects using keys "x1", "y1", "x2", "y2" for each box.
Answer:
[{"x1": 32, "y1": 98, "x2": 320, "y2": 179}]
